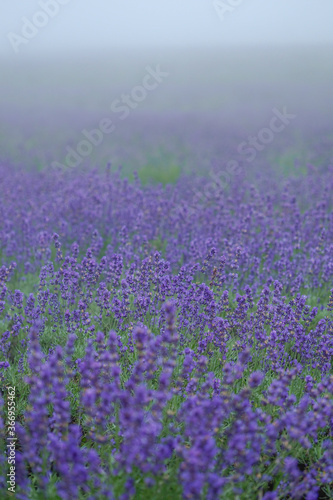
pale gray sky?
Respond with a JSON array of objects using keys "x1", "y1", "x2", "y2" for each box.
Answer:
[{"x1": 1, "y1": 0, "x2": 333, "y2": 58}]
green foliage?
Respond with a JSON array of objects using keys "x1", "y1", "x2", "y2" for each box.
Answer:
[{"x1": 138, "y1": 160, "x2": 181, "y2": 186}]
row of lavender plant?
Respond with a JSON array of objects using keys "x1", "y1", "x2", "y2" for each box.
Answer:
[{"x1": 0, "y1": 161, "x2": 333, "y2": 499}]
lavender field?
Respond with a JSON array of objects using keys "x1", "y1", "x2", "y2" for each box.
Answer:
[
  {"x1": 1, "y1": 110, "x2": 333, "y2": 499},
  {"x1": 0, "y1": 10, "x2": 333, "y2": 495}
]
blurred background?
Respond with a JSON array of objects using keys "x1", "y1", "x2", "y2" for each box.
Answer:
[{"x1": 0, "y1": 0, "x2": 332, "y2": 177}]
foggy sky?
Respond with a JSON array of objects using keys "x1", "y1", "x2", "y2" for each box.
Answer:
[{"x1": 1, "y1": 0, "x2": 333, "y2": 58}]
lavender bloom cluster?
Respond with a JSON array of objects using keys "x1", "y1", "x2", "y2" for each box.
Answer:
[{"x1": 0, "y1": 161, "x2": 333, "y2": 499}]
